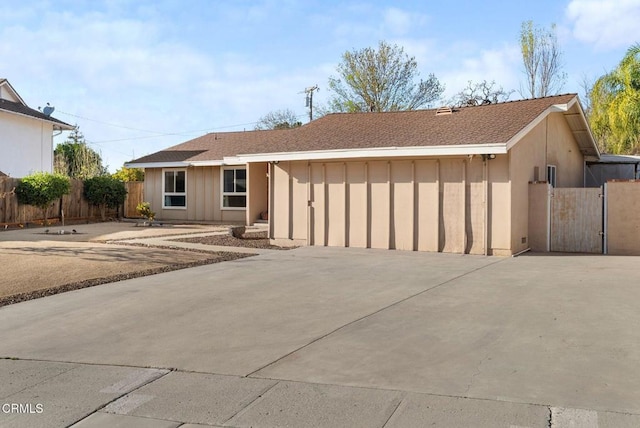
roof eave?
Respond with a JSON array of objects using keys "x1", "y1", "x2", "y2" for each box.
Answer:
[
  {"x1": 124, "y1": 161, "x2": 191, "y2": 169},
  {"x1": 0, "y1": 79, "x2": 27, "y2": 105},
  {"x1": 505, "y1": 96, "x2": 600, "y2": 158},
  {"x1": 125, "y1": 159, "x2": 247, "y2": 169},
  {"x1": 234, "y1": 144, "x2": 509, "y2": 163},
  {"x1": 0, "y1": 107, "x2": 74, "y2": 129}
]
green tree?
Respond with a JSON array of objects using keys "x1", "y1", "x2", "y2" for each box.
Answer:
[
  {"x1": 519, "y1": 21, "x2": 566, "y2": 98},
  {"x1": 84, "y1": 176, "x2": 127, "y2": 221},
  {"x1": 449, "y1": 80, "x2": 514, "y2": 107},
  {"x1": 112, "y1": 166, "x2": 144, "y2": 182},
  {"x1": 54, "y1": 126, "x2": 107, "y2": 179},
  {"x1": 15, "y1": 172, "x2": 70, "y2": 225},
  {"x1": 327, "y1": 41, "x2": 444, "y2": 112},
  {"x1": 254, "y1": 109, "x2": 302, "y2": 130},
  {"x1": 590, "y1": 44, "x2": 640, "y2": 154}
]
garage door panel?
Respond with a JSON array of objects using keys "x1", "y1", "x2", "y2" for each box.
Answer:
[
  {"x1": 310, "y1": 163, "x2": 325, "y2": 246},
  {"x1": 391, "y1": 161, "x2": 414, "y2": 251},
  {"x1": 326, "y1": 163, "x2": 345, "y2": 247},
  {"x1": 415, "y1": 160, "x2": 439, "y2": 252},
  {"x1": 369, "y1": 161, "x2": 390, "y2": 249},
  {"x1": 439, "y1": 159, "x2": 464, "y2": 253},
  {"x1": 347, "y1": 162, "x2": 367, "y2": 248},
  {"x1": 466, "y1": 159, "x2": 485, "y2": 255},
  {"x1": 290, "y1": 161, "x2": 308, "y2": 241}
]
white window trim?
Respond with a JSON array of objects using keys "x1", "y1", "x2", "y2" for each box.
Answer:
[
  {"x1": 547, "y1": 164, "x2": 557, "y2": 188},
  {"x1": 162, "y1": 168, "x2": 187, "y2": 210},
  {"x1": 220, "y1": 166, "x2": 247, "y2": 211}
]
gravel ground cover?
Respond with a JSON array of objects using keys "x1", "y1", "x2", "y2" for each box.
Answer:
[
  {"x1": 0, "y1": 222, "x2": 253, "y2": 307},
  {"x1": 173, "y1": 231, "x2": 295, "y2": 250}
]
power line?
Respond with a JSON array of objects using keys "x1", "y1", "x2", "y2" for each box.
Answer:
[
  {"x1": 56, "y1": 111, "x2": 308, "y2": 145},
  {"x1": 56, "y1": 110, "x2": 168, "y2": 134}
]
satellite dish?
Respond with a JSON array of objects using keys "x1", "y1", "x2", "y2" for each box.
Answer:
[{"x1": 42, "y1": 103, "x2": 54, "y2": 116}]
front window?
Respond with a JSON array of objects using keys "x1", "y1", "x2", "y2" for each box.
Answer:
[
  {"x1": 163, "y1": 169, "x2": 186, "y2": 208},
  {"x1": 222, "y1": 167, "x2": 246, "y2": 209}
]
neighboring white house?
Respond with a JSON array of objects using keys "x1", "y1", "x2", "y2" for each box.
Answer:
[{"x1": 0, "y1": 79, "x2": 74, "y2": 177}]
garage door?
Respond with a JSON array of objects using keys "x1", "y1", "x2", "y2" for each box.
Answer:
[{"x1": 303, "y1": 159, "x2": 485, "y2": 253}]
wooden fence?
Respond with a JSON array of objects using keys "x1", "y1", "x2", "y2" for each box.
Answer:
[
  {"x1": 124, "y1": 181, "x2": 144, "y2": 218},
  {"x1": 0, "y1": 177, "x2": 144, "y2": 225}
]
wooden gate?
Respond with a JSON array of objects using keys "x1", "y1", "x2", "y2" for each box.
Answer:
[{"x1": 550, "y1": 187, "x2": 603, "y2": 253}]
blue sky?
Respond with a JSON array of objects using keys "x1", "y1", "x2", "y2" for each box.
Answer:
[{"x1": 1, "y1": 0, "x2": 638, "y2": 172}]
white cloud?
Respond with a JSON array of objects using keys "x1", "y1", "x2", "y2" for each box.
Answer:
[
  {"x1": 566, "y1": 0, "x2": 640, "y2": 50},
  {"x1": 382, "y1": 7, "x2": 430, "y2": 36},
  {"x1": 437, "y1": 44, "x2": 522, "y2": 100},
  {"x1": 383, "y1": 8, "x2": 412, "y2": 35}
]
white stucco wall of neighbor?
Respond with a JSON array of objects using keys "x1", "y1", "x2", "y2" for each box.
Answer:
[{"x1": 0, "y1": 110, "x2": 55, "y2": 177}]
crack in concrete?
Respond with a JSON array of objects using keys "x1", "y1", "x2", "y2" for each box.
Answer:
[
  {"x1": 246, "y1": 257, "x2": 508, "y2": 378},
  {"x1": 464, "y1": 353, "x2": 491, "y2": 396}
]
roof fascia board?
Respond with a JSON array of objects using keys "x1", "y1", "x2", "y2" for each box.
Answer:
[
  {"x1": 505, "y1": 104, "x2": 563, "y2": 151},
  {"x1": 125, "y1": 160, "x2": 248, "y2": 168},
  {"x1": 0, "y1": 107, "x2": 74, "y2": 129},
  {"x1": 569, "y1": 96, "x2": 601, "y2": 158},
  {"x1": 0, "y1": 80, "x2": 26, "y2": 105},
  {"x1": 124, "y1": 161, "x2": 190, "y2": 169},
  {"x1": 189, "y1": 159, "x2": 247, "y2": 167},
  {"x1": 234, "y1": 144, "x2": 508, "y2": 163},
  {"x1": 505, "y1": 96, "x2": 600, "y2": 158}
]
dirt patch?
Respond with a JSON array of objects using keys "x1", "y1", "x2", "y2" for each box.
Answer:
[
  {"x1": 173, "y1": 231, "x2": 295, "y2": 250},
  {"x1": 0, "y1": 251, "x2": 251, "y2": 307},
  {"x1": 0, "y1": 221, "x2": 256, "y2": 308},
  {"x1": 0, "y1": 241, "x2": 253, "y2": 306}
]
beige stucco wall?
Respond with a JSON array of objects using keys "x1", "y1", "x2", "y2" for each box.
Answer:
[
  {"x1": 144, "y1": 166, "x2": 245, "y2": 223},
  {"x1": 509, "y1": 114, "x2": 585, "y2": 253},
  {"x1": 246, "y1": 162, "x2": 268, "y2": 225},
  {"x1": 489, "y1": 154, "x2": 511, "y2": 255},
  {"x1": 546, "y1": 113, "x2": 584, "y2": 188},
  {"x1": 606, "y1": 181, "x2": 640, "y2": 255},
  {"x1": 271, "y1": 157, "x2": 511, "y2": 254},
  {"x1": 528, "y1": 182, "x2": 550, "y2": 252}
]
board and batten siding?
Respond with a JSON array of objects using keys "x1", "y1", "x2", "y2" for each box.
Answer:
[
  {"x1": 270, "y1": 157, "x2": 512, "y2": 255},
  {"x1": 145, "y1": 166, "x2": 245, "y2": 223}
]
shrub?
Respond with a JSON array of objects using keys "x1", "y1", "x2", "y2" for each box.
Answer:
[
  {"x1": 136, "y1": 201, "x2": 155, "y2": 221},
  {"x1": 112, "y1": 166, "x2": 144, "y2": 182},
  {"x1": 15, "y1": 172, "x2": 70, "y2": 224},
  {"x1": 84, "y1": 176, "x2": 127, "y2": 220}
]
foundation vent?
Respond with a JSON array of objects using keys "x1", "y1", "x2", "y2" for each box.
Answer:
[{"x1": 435, "y1": 106, "x2": 453, "y2": 116}]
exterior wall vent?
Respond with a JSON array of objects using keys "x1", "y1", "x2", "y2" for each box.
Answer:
[{"x1": 436, "y1": 107, "x2": 453, "y2": 116}]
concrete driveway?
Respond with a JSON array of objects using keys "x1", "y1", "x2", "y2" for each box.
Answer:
[{"x1": 1, "y1": 247, "x2": 640, "y2": 427}]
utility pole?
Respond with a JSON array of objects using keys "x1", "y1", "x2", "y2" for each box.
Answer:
[{"x1": 304, "y1": 85, "x2": 319, "y2": 122}]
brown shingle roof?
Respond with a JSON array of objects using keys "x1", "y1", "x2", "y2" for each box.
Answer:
[
  {"x1": 131, "y1": 94, "x2": 579, "y2": 164},
  {"x1": 0, "y1": 99, "x2": 73, "y2": 129},
  {"x1": 131, "y1": 128, "x2": 297, "y2": 163}
]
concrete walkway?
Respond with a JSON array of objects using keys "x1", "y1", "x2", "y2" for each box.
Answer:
[{"x1": 1, "y1": 247, "x2": 640, "y2": 427}]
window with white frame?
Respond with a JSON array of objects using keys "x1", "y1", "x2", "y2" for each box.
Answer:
[
  {"x1": 163, "y1": 169, "x2": 186, "y2": 208},
  {"x1": 547, "y1": 165, "x2": 557, "y2": 188},
  {"x1": 221, "y1": 167, "x2": 246, "y2": 209}
]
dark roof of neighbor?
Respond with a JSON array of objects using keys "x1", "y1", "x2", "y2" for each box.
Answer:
[
  {"x1": 0, "y1": 98, "x2": 73, "y2": 128},
  {"x1": 131, "y1": 94, "x2": 580, "y2": 164}
]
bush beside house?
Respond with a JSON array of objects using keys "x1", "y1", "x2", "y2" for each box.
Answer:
[
  {"x1": 83, "y1": 176, "x2": 128, "y2": 221},
  {"x1": 15, "y1": 172, "x2": 71, "y2": 225}
]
